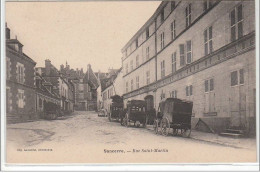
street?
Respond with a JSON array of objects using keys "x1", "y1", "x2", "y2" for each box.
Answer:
[{"x1": 6, "y1": 111, "x2": 257, "y2": 163}]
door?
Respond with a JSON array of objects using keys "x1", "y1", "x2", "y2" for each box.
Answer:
[
  {"x1": 204, "y1": 92, "x2": 215, "y2": 114},
  {"x1": 229, "y1": 69, "x2": 246, "y2": 128},
  {"x1": 145, "y1": 95, "x2": 154, "y2": 111},
  {"x1": 204, "y1": 78, "x2": 215, "y2": 115}
]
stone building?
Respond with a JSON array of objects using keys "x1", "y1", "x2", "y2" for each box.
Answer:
[
  {"x1": 83, "y1": 64, "x2": 99, "y2": 111},
  {"x1": 36, "y1": 60, "x2": 75, "y2": 113},
  {"x1": 6, "y1": 25, "x2": 37, "y2": 123},
  {"x1": 100, "y1": 68, "x2": 123, "y2": 113},
  {"x1": 35, "y1": 72, "x2": 60, "y2": 117},
  {"x1": 121, "y1": 0, "x2": 255, "y2": 134}
]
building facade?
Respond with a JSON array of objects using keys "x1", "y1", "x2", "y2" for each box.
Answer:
[
  {"x1": 35, "y1": 73, "x2": 60, "y2": 117},
  {"x1": 6, "y1": 26, "x2": 37, "y2": 123},
  {"x1": 36, "y1": 60, "x2": 75, "y2": 113},
  {"x1": 101, "y1": 68, "x2": 123, "y2": 113},
  {"x1": 121, "y1": 0, "x2": 255, "y2": 133}
]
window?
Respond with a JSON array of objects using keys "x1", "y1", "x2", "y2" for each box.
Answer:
[
  {"x1": 186, "y1": 40, "x2": 192, "y2": 64},
  {"x1": 161, "y1": 91, "x2": 165, "y2": 99},
  {"x1": 160, "y1": 32, "x2": 165, "y2": 49},
  {"x1": 136, "y1": 55, "x2": 139, "y2": 67},
  {"x1": 6, "y1": 57, "x2": 11, "y2": 80},
  {"x1": 231, "y1": 4, "x2": 243, "y2": 42},
  {"x1": 172, "y1": 52, "x2": 176, "y2": 73},
  {"x1": 136, "y1": 76, "x2": 139, "y2": 89},
  {"x1": 179, "y1": 44, "x2": 185, "y2": 66},
  {"x1": 231, "y1": 69, "x2": 244, "y2": 86},
  {"x1": 131, "y1": 79, "x2": 134, "y2": 91},
  {"x1": 171, "y1": 1, "x2": 176, "y2": 11},
  {"x1": 203, "y1": 0, "x2": 213, "y2": 11},
  {"x1": 171, "y1": 20, "x2": 176, "y2": 40},
  {"x1": 125, "y1": 63, "x2": 128, "y2": 74},
  {"x1": 126, "y1": 81, "x2": 129, "y2": 93},
  {"x1": 239, "y1": 69, "x2": 244, "y2": 84},
  {"x1": 185, "y1": 3, "x2": 192, "y2": 28},
  {"x1": 130, "y1": 60, "x2": 133, "y2": 71},
  {"x1": 186, "y1": 85, "x2": 193, "y2": 96},
  {"x1": 146, "y1": 27, "x2": 150, "y2": 39},
  {"x1": 146, "y1": 71, "x2": 150, "y2": 85},
  {"x1": 205, "y1": 78, "x2": 214, "y2": 92},
  {"x1": 161, "y1": 60, "x2": 165, "y2": 78},
  {"x1": 18, "y1": 89, "x2": 24, "y2": 108},
  {"x1": 171, "y1": 90, "x2": 177, "y2": 98},
  {"x1": 146, "y1": 47, "x2": 150, "y2": 60},
  {"x1": 160, "y1": 10, "x2": 164, "y2": 23},
  {"x1": 204, "y1": 26, "x2": 213, "y2": 55},
  {"x1": 17, "y1": 63, "x2": 24, "y2": 84},
  {"x1": 135, "y1": 39, "x2": 138, "y2": 48}
]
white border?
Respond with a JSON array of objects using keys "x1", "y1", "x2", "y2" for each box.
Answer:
[{"x1": 1, "y1": 0, "x2": 259, "y2": 171}]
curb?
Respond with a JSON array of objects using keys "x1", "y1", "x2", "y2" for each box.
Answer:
[{"x1": 145, "y1": 126, "x2": 249, "y2": 150}]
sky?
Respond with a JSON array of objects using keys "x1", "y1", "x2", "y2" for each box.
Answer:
[{"x1": 5, "y1": 1, "x2": 161, "y2": 73}]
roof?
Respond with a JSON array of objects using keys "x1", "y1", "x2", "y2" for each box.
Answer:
[
  {"x1": 121, "y1": 1, "x2": 166, "y2": 52},
  {"x1": 84, "y1": 66, "x2": 99, "y2": 89},
  {"x1": 160, "y1": 98, "x2": 193, "y2": 104},
  {"x1": 35, "y1": 73, "x2": 60, "y2": 100},
  {"x1": 127, "y1": 100, "x2": 146, "y2": 106}
]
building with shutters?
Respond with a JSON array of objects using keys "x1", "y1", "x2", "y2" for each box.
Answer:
[
  {"x1": 121, "y1": 0, "x2": 255, "y2": 134},
  {"x1": 100, "y1": 68, "x2": 123, "y2": 114},
  {"x1": 36, "y1": 60, "x2": 75, "y2": 113},
  {"x1": 6, "y1": 25, "x2": 37, "y2": 123}
]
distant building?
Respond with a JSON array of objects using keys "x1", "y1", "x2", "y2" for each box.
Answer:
[
  {"x1": 6, "y1": 25, "x2": 37, "y2": 123},
  {"x1": 101, "y1": 68, "x2": 123, "y2": 113},
  {"x1": 36, "y1": 59, "x2": 75, "y2": 113},
  {"x1": 96, "y1": 68, "x2": 123, "y2": 112},
  {"x1": 35, "y1": 73, "x2": 60, "y2": 117},
  {"x1": 83, "y1": 64, "x2": 99, "y2": 111}
]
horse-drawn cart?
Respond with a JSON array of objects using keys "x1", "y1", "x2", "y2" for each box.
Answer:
[{"x1": 154, "y1": 98, "x2": 193, "y2": 137}]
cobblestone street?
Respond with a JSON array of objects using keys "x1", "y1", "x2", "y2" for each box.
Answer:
[{"x1": 6, "y1": 111, "x2": 257, "y2": 163}]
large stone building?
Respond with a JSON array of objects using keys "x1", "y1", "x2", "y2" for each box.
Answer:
[
  {"x1": 121, "y1": 0, "x2": 255, "y2": 134},
  {"x1": 36, "y1": 60, "x2": 75, "y2": 113},
  {"x1": 99, "y1": 68, "x2": 123, "y2": 113},
  {"x1": 6, "y1": 25, "x2": 37, "y2": 123},
  {"x1": 35, "y1": 72, "x2": 60, "y2": 117}
]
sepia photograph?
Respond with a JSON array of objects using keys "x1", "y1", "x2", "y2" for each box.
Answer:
[{"x1": 1, "y1": 0, "x2": 258, "y2": 171}]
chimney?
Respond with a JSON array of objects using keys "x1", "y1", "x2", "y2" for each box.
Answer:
[
  {"x1": 87, "y1": 65, "x2": 91, "y2": 80},
  {"x1": 45, "y1": 59, "x2": 51, "y2": 76},
  {"x1": 6, "y1": 23, "x2": 10, "y2": 40},
  {"x1": 60, "y1": 64, "x2": 64, "y2": 71}
]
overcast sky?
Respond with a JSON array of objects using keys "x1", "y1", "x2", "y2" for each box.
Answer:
[{"x1": 6, "y1": 1, "x2": 161, "y2": 73}]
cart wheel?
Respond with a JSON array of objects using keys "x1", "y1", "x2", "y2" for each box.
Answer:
[
  {"x1": 173, "y1": 128, "x2": 178, "y2": 136},
  {"x1": 153, "y1": 119, "x2": 159, "y2": 134},
  {"x1": 120, "y1": 117, "x2": 124, "y2": 126},
  {"x1": 143, "y1": 117, "x2": 147, "y2": 128},
  {"x1": 125, "y1": 113, "x2": 129, "y2": 127},
  {"x1": 108, "y1": 113, "x2": 111, "y2": 122},
  {"x1": 181, "y1": 128, "x2": 191, "y2": 138},
  {"x1": 160, "y1": 117, "x2": 170, "y2": 136}
]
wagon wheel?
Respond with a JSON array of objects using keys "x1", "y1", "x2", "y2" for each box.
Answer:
[
  {"x1": 181, "y1": 128, "x2": 191, "y2": 138},
  {"x1": 173, "y1": 128, "x2": 178, "y2": 136},
  {"x1": 108, "y1": 113, "x2": 111, "y2": 122},
  {"x1": 120, "y1": 116, "x2": 124, "y2": 126},
  {"x1": 160, "y1": 117, "x2": 170, "y2": 136},
  {"x1": 153, "y1": 119, "x2": 159, "y2": 134},
  {"x1": 143, "y1": 116, "x2": 147, "y2": 128},
  {"x1": 125, "y1": 113, "x2": 130, "y2": 127}
]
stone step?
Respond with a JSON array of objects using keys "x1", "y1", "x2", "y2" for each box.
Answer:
[
  {"x1": 225, "y1": 129, "x2": 244, "y2": 134},
  {"x1": 219, "y1": 132, "x2": 244, "y2": 138}
]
